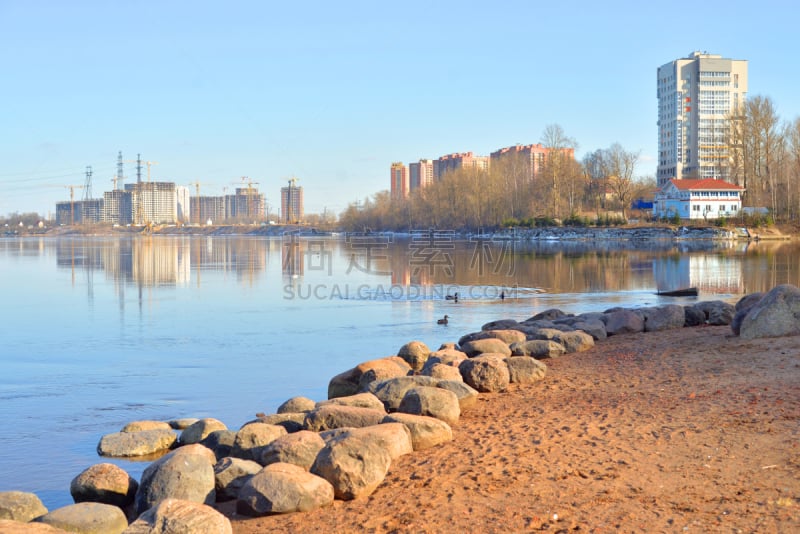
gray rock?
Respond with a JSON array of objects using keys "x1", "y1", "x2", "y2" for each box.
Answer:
[
  {"x1": 459, "y1": 354, "x2": 510, "y2": 392},
  {"x1": 398, "y1": 386, "x2": 460, "y2": 426},
  {"x1": 124, "y1": 498, "x2": 231, "y2": 533},
  {"x1": 397, "y1": 340, "x2": 431, "y2": 371},
  {"x1": 740, "y1": 284, "x2": 800, "y2": 339},
  {"x1": 420, "y1": 362, "x2": 463, "y2": 381},
  {"x1": 423, "y1": 348, "x2": 467, "y2": 369},
  {"x1": 310, "y1": 435, "x2": 391, "y2": 500},
  {"x1": 370, "y1": 376, "x2": 440, "y2": 412},
  {"x1": 250, "y1": 413, "x2": 306, "y2": 433},
  {"x1": 480, "y1": 319, "x2": 520, "y2": 331},
  {"x1": 509, "y1": 339, "x2": 566, "y2": 359},
  {"x1": 435, "y1": 380, "x2": 479, "y2": 411},
  {"x1": 231, "y1": 423, "x2": 287, "y2": 461},
  {"x1": 70, "y1": 463, "x2": 138, "y2": 508},
  {"x1": 37, "y1": 502, "x2": 127, "y2": 534},
  {"x1": 134, "y1": 444, "x2": 216, "y2": 515},
  {"x1": 238, "y1": 463, "x2": 334, "y2": 515},
  {"x1": 731, "y1": 292, "x2": 765, "y2": 335},
  {"x1": 213, "y1": 457, "x2": 262, "y2": 501},
  {"x1": 554, "y1": 317, "x2": 607, "y2": 340},
  {"x1": 120, "y1": 421, "x2": 172, "y2": 433},
  {"x1": 552, "y1": 330, "x2": 595, "y2": 353},
  {"x1": 602, "y1": 309, "x2": 645, "y2": 335},
  {"x1": 166, "y1": 418, "x2": 198, "y2": 430},
  {"x1": 316, "y1": 392, "x2": 385, "y2": 412},
  {"x1": 381, "y1": 413, "x2": 453, "y2": 451},
  {"x1": 336, "y1": 423, "x2": 414, "y2": 460},
  {"x1": 527, "y1": 308, "x2": 571, "y2": 321},
  {"x1": 97, "y1": 429, "x2": 176, "y2": 458},
  {"x1": 199, "y1": 429, "x2": 236, "y2": 460},
  {"x1": 694, "y1": 300, "x2": 736, "y2": 326},
  {"x1": 640, "y1": 304, "x2": 688, "y2": 332},
  {"x1": 684, "y1": 305, "x2": 707, "y2": 327},
  {"x1": 304, "y1": 404, "x2": 387, "y2": 431},
  {"x1": 259, "y1": 431, "x2": 326, "y2": 470},
  {"x1": 460, "y1": 338, "x2": 512, "y2": 358},
  {"x1": 277, "y1": 396, "x2": 316, "y2": 414},
  {"x1": 328, "y1": 357, "x2": 411, "y2": 399},
  {"x1": 179, "y1": 418, "x2": 227, "y2": 445},
  {"x1": 0, "y1": 491, "x2": 48, "y2": 522},
  {"x1": 524, "y1": 327, "x2": 562, "y2": 341},
  {"x1": 505, "y1": 356, "x2": 548, "y2": 384}
]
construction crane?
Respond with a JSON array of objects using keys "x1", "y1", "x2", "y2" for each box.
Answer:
[
  {"x1": 230, "y1": 177, "x2": 261, "y2": 222},
  {"x1": 64, "y1": 185, "x2": 85, "y2": 226},
  {"x1": 286, "y1": 176, "x2": 300, "y2": 224},
  {"x1": 144, "y1": 161, "x2": 159, "y2": 182},
  {"x1": 188, "y1": 181, "x2": 214, "y2": 224}
]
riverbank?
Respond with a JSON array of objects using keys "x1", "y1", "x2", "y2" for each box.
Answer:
[{"x1": 224, "y1": 324, "x2": 800, "y2": 533}]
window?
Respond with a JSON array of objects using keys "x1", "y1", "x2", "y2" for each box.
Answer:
[
  {"x1": 693, "y1": 205, "x2": 700, "y2": 211},
  {"x1": 720, "y1": 205, "x2": 726, "y2": 212}
]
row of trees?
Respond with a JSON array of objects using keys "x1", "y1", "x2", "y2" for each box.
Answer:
[
  {"x1": 729, "y1": 95, "x2": 800, "y2": 222},
  {"x1": 340, "y1": 124, "x2": 651, "y2": 232}
]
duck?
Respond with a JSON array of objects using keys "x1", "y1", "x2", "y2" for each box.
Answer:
[
  {"x1": 437, "y1": 315, "x2": 449, "y2": 325},
  {"x1": 445, "y1": 292, "x2": 459, "y2": 302}
]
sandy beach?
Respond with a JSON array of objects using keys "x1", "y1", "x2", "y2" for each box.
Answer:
[{"x1": 222, "y1": 325, "x2": 800, "y2": 533}]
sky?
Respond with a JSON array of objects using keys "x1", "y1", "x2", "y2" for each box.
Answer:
[{"x1": 1, "y1": 0, "x2": 798, "y2": 217}]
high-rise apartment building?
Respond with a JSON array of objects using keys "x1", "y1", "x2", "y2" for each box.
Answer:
[
  {"x1": 126, "y1": 182, "x2": 178, "y2": 225},
  {"x1": 656, "y1": 51, "x2": 747, "y2": 186},
  {"x1": 409, "y1": 159, "x2": 434, "y2": 191},
  {"x1": 434, "y1": 152, "x2": 489, "y2": 180},
  {"x1": 390, "y1": 162, "x2": 409, "y2": 199},
  {"x1": 490, "y1": 144, "x2": 574, "y2": 181},
  {"x1": 281, "y1": 182, "x2": 304, "y2": 223}
]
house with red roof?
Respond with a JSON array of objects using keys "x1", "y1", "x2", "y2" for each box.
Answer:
[{"x1": 653, "y1": 178, "x2": 745, "y2": 220}]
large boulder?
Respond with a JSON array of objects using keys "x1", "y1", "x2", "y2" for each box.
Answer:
[
  {"x1": 303, "y1": 404, "x2": 386, "y2": 431},
  {"x1": 0, "y1": 520, "x2": 67, "y2": 533},
  {"x1": 460, "y1": 338, "x2": 512, "y2": 358},
  {"x1": 37, "y1": 503, "x2": 127, "y2": 534},
  {"x1": 694, "y1": 300, "x2": 736, "y2": 326},
  {"x1": 316, "y1": 392, "x2": 385, "y2": 412},
  {"x1": 480, "y1": 319, "x2": 520, "y2": 331},
  {"x1": 328, "y1": 357, "x2": 411, "y2": 399},
  {"x1": 684, "y1": 305, "x2": 707, "y2": 327},
  {"x1": 259, "y1": 431, "x2": 326, "y2": 470},
  {"x1": 277, "y1": 396, "x2": 316, "y2": 414},
  {"x1": 420, "y1": 362, "x2": 463, "y2": 381},
  {"x1": 370, "y1": 376, "x2": 439, "y2": 412},
  {"x1": 459, "y1": 354, "x2": 510, "y2": 393},
  {"x1": 397, "y1": 341, "x2": 431, "y2": 372},
  {"x1": 134, "y1": 444, "x2": 216, "y2": 515},
  {"x1": 553, "y1": 316, "x2": 607, "y2": 340},
  {"x1": 731, "y1": 292, "x2": 765, "y2": 335},
  {"x1": 509, "y1": 340, "x2": 566, "y2": 359},
  {"x1": 739, "y1": 284, "x2": 800, "y2": 339},
  {"x1": 310, "y1": 435, "x2": 392, "y2": 500},
  {"x1": 96, "y1": 429, "x2": 176, "y2": 458},
  {"x1": 640, "y1": 304, "x2": 686, "y2": 332},
  {"x1": 237, "y1": 463, "x2": 334, "y2": 516},
  {"x1": 336, "y1": 423, "x2": 413, "y2": 460},
  {"x1": 231, "y1": 423, "x2": 287, "y2": 461},
  {"x1": 505, "y1": 356, "x2": 547, "y2": 384},
  {"x1": 381, "y1": 413, "x2": 453, "y2": 451},
  {"x1": 179, "y1": 418, "x2": 227, "y2": 445},
  {"x1": 250, "y1": 413, "x2": 306, "y2": 433},
  {"x1": 552, "y1": 330, "x2": 594, "y2": 353},
  {"x1": 199, "y1": 429, "x2": 236, "y2": 460},
  {"x1": 213, "y1": 457, "x2": 263, "y2": 501},
  {"x1": 602, "y1": 309, "x2": 645, "y2": 335},
  {"x1": 120, "y1": 421, "x2": 172, "y2": 433},
  {"x1": 527, "y1": 308, "x2": 571, "y2": 321},
  {"x1": 124, "y1": 498, "x2": 231, "y2": 534},
  {"x1": 0, "y1": 491, "x2": 48, "y2": 522},
  {"x1": 70, "y1": 463, "x2": 138, "y2": 508},
  {"x1": 397, "y1": 386, "x2": 460, "y2": 426},
  {"x1": 435, "y1": 380, "x2": 479, "y2": 411},
  {"x1": 423, "y1": 348, "x2": 467, "y2": 368}
]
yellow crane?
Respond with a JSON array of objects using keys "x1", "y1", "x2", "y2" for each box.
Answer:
[
  {"x1": 144, "y1": 161, "x2": 159, "y2": 182},
  {"x1": 230, "y1": 177, "x2": 261, "y2": 222},
  {"x1": 188, "y1": 181, "x2": 215, "y2": 224},
  {"x1": 64, "y1": 185, "x2": 85, "y2": 226}
]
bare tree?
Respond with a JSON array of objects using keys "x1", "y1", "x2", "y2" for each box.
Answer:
[
  {"x1": 604, "y1": 143, "x2": 641, "y2": 220},
  {"x1": 540, "y1": 124, "x2": 578, "y2": 219}
]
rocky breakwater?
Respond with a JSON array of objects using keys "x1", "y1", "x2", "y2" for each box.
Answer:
[
  {"x1": 511, "y1": 225, "x2": 737, "y2": 241},
  {"x1": 3, "y1": 286, "x2": 800, "y2": 532}
]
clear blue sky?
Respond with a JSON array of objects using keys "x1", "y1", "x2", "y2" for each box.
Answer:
[{"x1": 1, "y1": 0, "x2": 797, "y2": 217}]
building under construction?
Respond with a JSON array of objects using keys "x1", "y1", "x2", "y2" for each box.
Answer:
[
  {"x1": 281, "y1": 182, "x2": 303, "y2": 223},
  {"x1": 55, "y1": 199, "x2": 103, "y2": 225}
]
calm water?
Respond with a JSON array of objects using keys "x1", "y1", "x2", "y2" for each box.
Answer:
[{"x1": 1, "y1": 234, "x2": 798, "y2": 510}]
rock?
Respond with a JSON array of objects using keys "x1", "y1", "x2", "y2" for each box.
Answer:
[
  {"x1": 459, "y1": 354, "x2": 510, "y2": 392},
  {"x1": 328, "y1": 357, "x2": 411, "y2": 399},
  {"x1": 398, "y1": 386, "x2": 460, "y2": 426},
  {"x1": 250, "y1": 413, "x2": 306, "y2": 433},
  {"x1": 424, "y1": 348, "x2": 467, "y2": 368},
  {"x1": 552, "y1": 330, "x2": 595, "y2": 353},
  {"x1": 304, "y1": 404, "x2": 387, "y2": 431},
  {"x1": 602, "y1": 309, "x2": 645, "y2": 335},
  {"x1": 554, "y1": 317, "x2": 607, "y2": 340},
  {"x1": 237, "y1": 463, "x2": 334, "y2": 516},
  {"x1": 310, "y1": 435, "x2": 391, "y2": 500},
  {"x1": 316, "y1": 392, "x2": 385, "y2": 412},
  {"x1": 369, "y1": 376, "x2": 440, "y2": 411},
  {"x1": 460, "y1": 338, "x2": 512, "y2": 358},
  {"x1": 435, "y1": 380, "x2": 479, "y2": 411},
  {"x1": 120, "y1": 421, "x2": 172, "y2": 433},
  {"x1": 739, "y1": 284, "x2": 800, "y2": 339},
  {"x1": 684, "y1": 305, "x2": 707, "y2": 327},
  {"x1": 420, "y1": 362, "x2": 463, "y2": 381},
  {"x1": 694, "y1": 300, "x2": 736, "y2": 326},
  {"x1": 124, "y1": 498, "x2": 231, "y2": 533},
  {"x1": 199, "y1": 429, "x2": 236, "y2": 460},
  {"x1": 259, "y1": 431, "x2": 326, "y2": 470},
  {"x1": 179, "y1": 418, "x2": 227, "y2": 445},
  {"x1": 0, "y1": 519, "x2": 67, "y2": 533},
  {"x1": 381, "y1": 413, "x2": 453, "y2": 451},
  {"x1": 473, "y1": 329, "x2": 527, "y2": 345},
  {"x1": 134, "y1": 444, "x2": 216, "y2": 515},
  {"x1": 397, "y1": 340, "x2": 431, "y2": 371},
  {"x1": 318, "y1": 428, "x2": 352, "y2": 444},
  {"x1": 505, "y1": 356, "x2": 548, "y2": 384},
  {"x1": 213, "y1": 457, "x2": 262, "y2": 501},
  {"x1": 528, "y1": 308, "x2": 571, "y2": 321},
  {"x1": 731, "y1": 292, "x2": 765, "y2": 335},
  {"x1": 70, "y1": 463, "x2": 138, "y2": 508},
  {"x1": 167, "y1": 418, "x2": 198, "y2": 430},
  {"x1": 0, "y1": 491, "x2": 47, "y2": 522},
  {"x1": 336, "y1": 423, "x2": 413, "y2": 460},
  {"x1": 277, "y1": 396, "x2": 316, "y2": 414},
  {"x1": 97, "y1": 429, "x2": 176, "y2": 458},
  {"x1": 509, "y1": 339, "x2": 566, "y2": 359},
  {"x1": 231, "y1": 423, "x2": 287, "y2": 461},
  {"x1": 639, "y1": 304, "x2": 688, "y2": 332},
  {"x1": 480, "y1": 319, "x2": 519, "y2": 331},
  {"x1": 524, "y1": 327, "x2": 562, "y2": 341},
  {"x1": 37, "y1": 502, "x2": 127, "y2": 534}
]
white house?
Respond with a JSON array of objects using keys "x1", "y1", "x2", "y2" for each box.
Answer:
[{"x1": 653, "y1": 178, "x2": 745, "y2": 220}]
